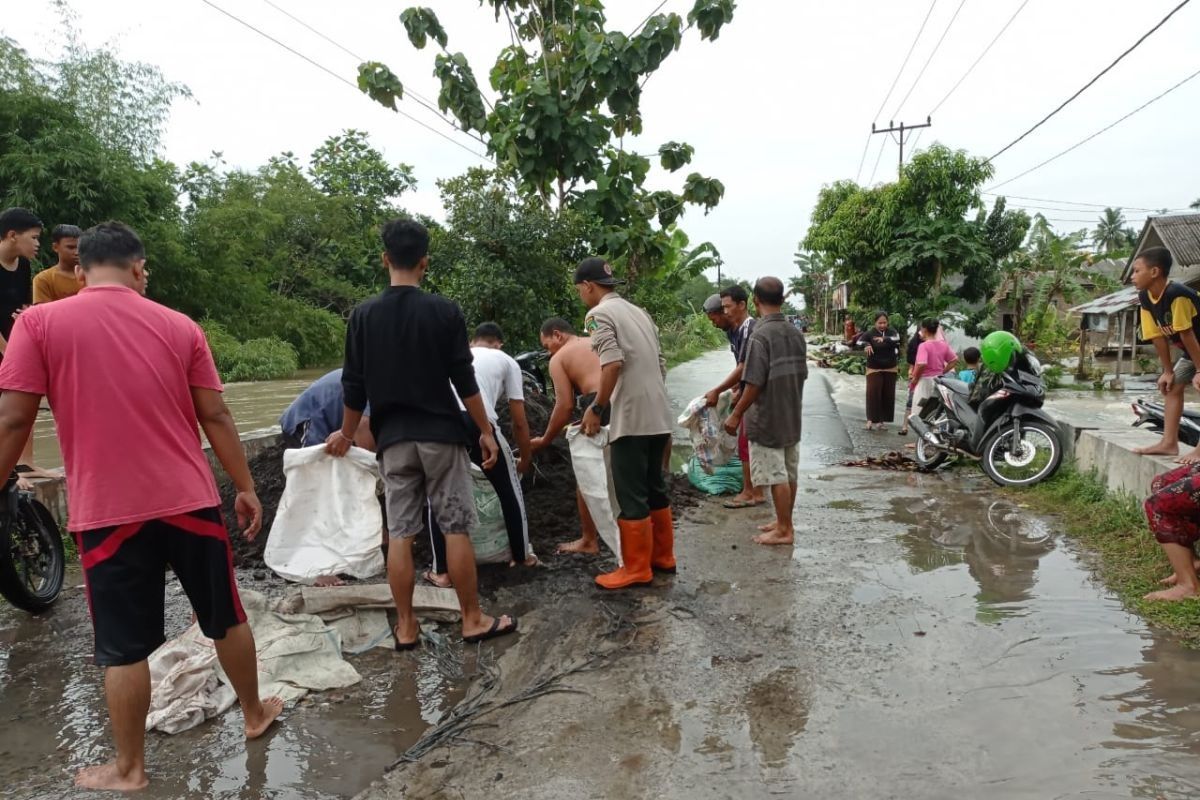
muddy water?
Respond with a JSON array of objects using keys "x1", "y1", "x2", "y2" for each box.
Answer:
[
  {"x1": 0, "y1": 569, "x2": 473, "y2": 799},
  {"x1": 364, "y1": 356, "x2": 1200, "y2": 799},
  {"x1": 28, "y1": 369, "x2": 328, "y2": 472}
]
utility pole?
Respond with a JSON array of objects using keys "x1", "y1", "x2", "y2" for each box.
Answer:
[{"x1": 871, "y1": 116, "x2": 932, "y2": 178}]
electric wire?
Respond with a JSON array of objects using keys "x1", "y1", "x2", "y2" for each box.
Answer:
[
  {"x1": 855, "y1": 0, "x2": 938, "y2": 182},
  {"x1": 987, "y1": 65, "x2": 1200, "y2": 191},
  {"x1": 988, "y1": 0, "x2": 1192, "y2": 162},
  {"x1": 199, "y1": 0, "x2": 490, "y2": 161},
  {"x1": 890, "y1": 0, "x2": 969, "y2": 118}
]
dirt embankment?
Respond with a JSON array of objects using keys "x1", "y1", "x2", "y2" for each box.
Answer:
[{"x1": 221, "y1": 391, "x2": 704, "y2": 583}]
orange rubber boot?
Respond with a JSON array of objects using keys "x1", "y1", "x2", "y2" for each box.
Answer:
[
  {"x1": 595, "y1": 518, "x2": 653, "y2": 590},
  {"x1": 649, "y1": 507, "x2": 676, "y2": 574}
]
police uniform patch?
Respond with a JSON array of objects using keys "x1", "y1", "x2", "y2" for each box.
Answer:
[{"x1": 585, "y1": 316, "x2": 598, "y2": 333}]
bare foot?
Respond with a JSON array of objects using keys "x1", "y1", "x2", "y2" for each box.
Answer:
[
  {"x1": 1133, "y1": 440, "x2": 1180, "y2": 456},
  {"x1": 75, "y1": 762, "x2": 149, "y2": 792},
  {"x1": 422, "y1": 569, "x2": 453, "y2": 589},
  {"x1": 1160, "y1": 560, "x2": 1200, "y2": 586},
  {"x1": 757, "y1": 520, "x2": 778, "y2": 532},
  {"x1": 245, "y1": 696, "x2": 285, "y2": 739},
  {"x1": 556, "y1": 537, "x2": 600, "y2": 555},
  {"x1": 1178, "y1": 448, "x2": 1200, "y2": 465},
  {"x1": 863, "y1": 422, "x2": 875, "y2": 430},
  {"x1": 753, "y1": 530, "x2": 794, "y2": 546},
  {"x1": 16, "y1": 464, "x2": 61, "y2": 480},
  {"x1": 313, "y1": 575, "x2": 345, "y2": 587},
  {"x1": 1144, "y1": 584, "x2": 1200, "y2": 602},
  {"x1": 508, "y1": 554, "x2": 541, "y2": 568}
]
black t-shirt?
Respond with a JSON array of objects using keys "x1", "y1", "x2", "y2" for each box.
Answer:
[
  {"x1": 906, "y1": 334, "x2": 921, "y2": 365},
  {"x1": 342, "y1": 286, "x2": 481, "y2": 454},
  {"x1": 857, "y1": 327, "x2": 900, "y2": 369},
  {"x1": 1138, "y1": 281, "x2": 1200, "y2": 350},
  {"x1": 0, "y1": 257, "x2": 32, "y2": 341}
]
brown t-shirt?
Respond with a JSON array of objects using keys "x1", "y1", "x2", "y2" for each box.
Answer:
[
  {"x1": 742, "y1": 313, "x2": 808, "y2": 448},
  {"x1": 33, "y1": 267, "x2": 82, "y2": 304}
]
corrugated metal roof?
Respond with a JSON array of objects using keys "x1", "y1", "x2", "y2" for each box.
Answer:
[
  {"x1": 1122, "y1": 213, "x2": 1200, "y2": 281},
  {"x1": 1156, "y1": 214, "x2": 1200, "y2": 268},
  {"x1": 1069, "y1": 284, "x2": 1140, "y2": 315}
]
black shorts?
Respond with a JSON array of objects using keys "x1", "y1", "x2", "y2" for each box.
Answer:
[{"x1": 75, "y1": 506, "x2": 247, "y2": 667}]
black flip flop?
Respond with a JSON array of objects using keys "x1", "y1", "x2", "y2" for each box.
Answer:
[
  {"x1": 393, "y1": 626, "x2": 420, "y2": 652},
  {"x1": 463, "y1": 615, "x2": 519, "y2": 644}
]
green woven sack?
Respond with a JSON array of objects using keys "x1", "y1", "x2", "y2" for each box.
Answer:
[{"x1": 687, "y1": 455, "x2": 744, "y2": 496}]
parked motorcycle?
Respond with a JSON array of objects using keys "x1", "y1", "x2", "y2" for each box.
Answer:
[
  {"x1": 1130, "y1": 397, "x2": 1200, "y2": 447},
  {"x1": 909, "y1": 348, "x2": 1063, "y2": 487},
  {"x1": 0, "y1": 472, "x2": 65, "y2": 612}
]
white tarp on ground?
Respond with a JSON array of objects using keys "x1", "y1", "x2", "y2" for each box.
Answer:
[
  {"x1": 147, "y1": 584, "x2": 462, "y2": 734},
  {"x1": 146, "y1": 590, "x2": 361, "y2": 734},
  {"x1": 264, "y1": 445, "x2": 385, "y2": 583},
  {"x1": 567, "y1": 425, "x2": 622, "y2": 565}
]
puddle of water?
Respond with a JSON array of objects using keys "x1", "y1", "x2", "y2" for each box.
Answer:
[{"x1": 0, "y1": 581, "x2": 468, "y2": 799}]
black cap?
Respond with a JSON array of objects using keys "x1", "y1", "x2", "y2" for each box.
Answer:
[{"x1": 573, "y1": 257, "x2": 624, "y2": 286}]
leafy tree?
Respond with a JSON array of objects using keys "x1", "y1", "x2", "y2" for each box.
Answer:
[
  {"x1": 790, "y1": 250, "x2": 831, "y2": 333},
  {"x1": 358, "y1": 0, "x2": 734, "y2": 284},
  {"x1": 1191, "y1": 197, "x2": 1199, "y2": 210},
  {"x1": 803, "y1": 145, "x2": 1030, "y2": 330},
  {"x1": 424, "y1": 168, "x2": 597, "y2": 351}
]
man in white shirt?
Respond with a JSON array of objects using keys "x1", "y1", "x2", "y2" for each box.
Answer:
[{"x1": 425, "y1": 323, "x2": 534, "y2": 586}]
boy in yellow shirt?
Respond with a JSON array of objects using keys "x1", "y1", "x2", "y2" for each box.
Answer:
[{"x1": 33, "y1": 224, "x2": 83, "y2": 304}]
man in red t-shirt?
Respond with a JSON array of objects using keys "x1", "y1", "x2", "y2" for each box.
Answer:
[{"x1": 0, "y1": 222, "x2": 282, "y2": 792}]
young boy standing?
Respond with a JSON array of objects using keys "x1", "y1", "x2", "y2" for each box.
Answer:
[
  {"x1": 1130, "y1": 247, "x2": 1200, "y2": 463},
  {"x1": 0, "y1": 207, "x2": 39, "y2": 355},
  {"x1": 33, "y1": 224, "x2": 83, "y2": 304}
]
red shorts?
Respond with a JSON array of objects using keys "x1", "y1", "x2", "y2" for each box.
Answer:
[
  {"x1": 76, "y1": 506, "x2": 246, "y2": 666},
  {"x1": 737, "y1": 418, "x2": 750, "y2": 462}
]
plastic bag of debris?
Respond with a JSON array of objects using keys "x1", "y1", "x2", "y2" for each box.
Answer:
[
  {"x1": 566, "y1": 425, "x2": 622, "y2": 565},
  {"x1": 677, "y1": 393, "x2": 738, "y2": 474},
  {"x1": 264, "y1": 445, "x2": 385, "y2": 584}
]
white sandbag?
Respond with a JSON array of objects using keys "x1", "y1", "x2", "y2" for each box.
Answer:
[
  {"x1": 567, "y1": 425, "x2": 622, "y2": 565},
  {"x1": 264, "y1": 445, "x2": 385, "y2": 583},
  {"x1": 677, "y1": 393, "x2": 738, "y2": 474}
]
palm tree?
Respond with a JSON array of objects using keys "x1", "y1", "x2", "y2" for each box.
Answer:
[
  {"x1": 1092, "y1": 207, "x2": 1128, "y2": 254},
  {"x1": 792, "y1": 249, "x2": 830, "y2": 332}
]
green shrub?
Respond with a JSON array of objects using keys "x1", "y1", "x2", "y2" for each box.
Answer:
[
  {"x1": 221, "y1": 297, "x2": 344, "y2": 368},
  {"x1": 200, "y1": 320, "x2": 298, "y2": 382},
  {"x1": 659, "y1": 313, "x2": 727, "y2": 368}
]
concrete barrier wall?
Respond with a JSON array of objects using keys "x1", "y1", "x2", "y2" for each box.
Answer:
[
  {"x1": 32, "y1": 431, "x2": 284, "y2": 529},
  {"x1": 1074, "y1": 428, "x2": 1174, "y2": 499}
]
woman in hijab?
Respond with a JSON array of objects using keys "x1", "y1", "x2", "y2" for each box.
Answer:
[{"x1": 855, "y1": 312, "x2": 900, "y2": 430}]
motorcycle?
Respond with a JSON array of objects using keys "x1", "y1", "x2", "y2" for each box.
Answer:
[
  {"x1": 1130, "y1": 397, "x2": 1200, "y2": 447},
  {"x1": 0, "y1": 472, "x2": 66, "y2": 612},
  {"x1": 909, "y1": 350, "x2": 1064, "y2": 487}
]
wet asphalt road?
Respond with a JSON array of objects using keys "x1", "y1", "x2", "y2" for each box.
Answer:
[{"x1": 6, "y1": 352, "x2": 1200, "y2": 799}]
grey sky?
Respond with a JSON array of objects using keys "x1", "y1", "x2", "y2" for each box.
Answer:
[{"x1": 4, "y1": 1, "x2": 1198, "y2": 283}]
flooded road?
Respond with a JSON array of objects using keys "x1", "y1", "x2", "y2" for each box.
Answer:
[
  {"x1": 364, "y1": 351, "x2": 1200, "y2": 800},
  {"x1": 7, "y1": 350, "x2": 1200, "y2": 798}
]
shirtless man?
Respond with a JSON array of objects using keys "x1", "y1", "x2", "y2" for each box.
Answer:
[{"x1": 529, "y1": 317, "x2": 607, "y2": 555}]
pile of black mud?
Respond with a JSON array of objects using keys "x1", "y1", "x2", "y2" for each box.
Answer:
[
  {"x1": 219, "y1": 440, "x2": 286, "y2": 570},
  {"x1": 220, "y1": 390, "x2": 705, "y2": 588}
]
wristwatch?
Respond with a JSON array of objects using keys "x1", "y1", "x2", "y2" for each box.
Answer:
[{"x1": 590, "y1": 402, "x2": 607, "y2": 417}]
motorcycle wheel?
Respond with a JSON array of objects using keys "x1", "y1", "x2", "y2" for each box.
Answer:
[
  {"x1": 980, "y1": 421, "x2": 1063, "y2": 488},
  {"x1": 0, "y1": 496, "x2": 65, "y2": 613},
  {"x1": 913, "y1": 414, "x2": 950, "y2": 470}
]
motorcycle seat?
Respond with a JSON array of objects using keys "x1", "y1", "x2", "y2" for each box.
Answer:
[
  {"x1": 1184, "y1": 408, "x2": 1200, "y2": 421},
  {"x1": 938, "y1": 377, "x2": 970, "y2": 395}
]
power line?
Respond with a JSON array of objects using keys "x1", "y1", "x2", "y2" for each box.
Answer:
[
  {"x1": 929, "y1": 0, "x2": 1030, "y2": 115},
  {"x1": 1005, "y1": 201, "x2": 1157, "y2": 214},
  {"x1": 199, "y1": 0, "x2": 490, "y2": 161},
  {"x1": 983, "y1": 192, "x2": 1160, "y2": 211},
  {"x1": 988, "y1": 0, "x2": 1193, "y2": 162},
  {"x1": 867, "y1": 134, "x2": 888, "y2": 184},
  {"x1": 855, "y1": 0, "x2": 938, "y2": 182},
  {"x1": 255, "y1": 0, "x2": 484, "y2": 144},
  {"x1": 890, "y1": 0, "x2": 969, "y2": 118},
  {"x1": 987, "y1": 65, "x2": 1200, "y2": 191}
]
